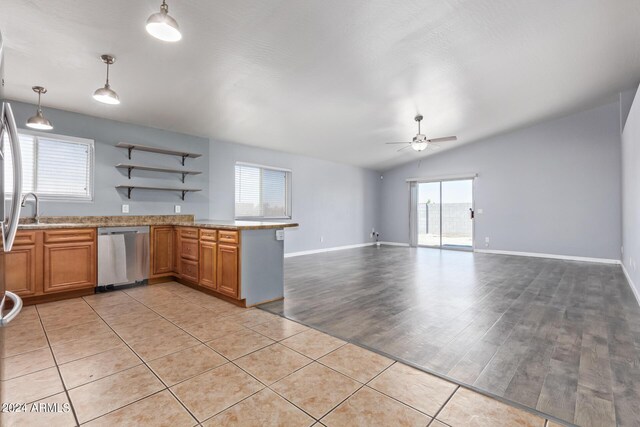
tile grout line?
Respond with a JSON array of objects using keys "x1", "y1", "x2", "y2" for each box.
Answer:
[
  {"x1": 76, "y1": 294, "x2": 202, "y2": 425},
  {"x1": 122, "y1": 285, "x2": 340, "y2": 423},
  {"x1": 15, "y1": 288, "x2": 383, "y2": 424},
  {"x1": 33, "y1": 304, "x2": 82, "y2": 427},
  {"x1": 313, "y1": 359, "x2": 400, "y2": 424},
  {"x1": 425, "y1": 384, "x2": 460, "y2": 426},
  {"x1": 126, "y1": 284, "x2": 317, "y2": 423}
]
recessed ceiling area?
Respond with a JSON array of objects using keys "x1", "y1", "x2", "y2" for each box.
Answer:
[{"x1": 1, "y1": 0, "x2": 639, "y2": 170}]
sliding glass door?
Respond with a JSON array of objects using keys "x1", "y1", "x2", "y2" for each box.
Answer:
[{"x1": 416, "y1": 179, "x2": 474, "y2": 250}]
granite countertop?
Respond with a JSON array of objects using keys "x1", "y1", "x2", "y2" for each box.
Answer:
[{"x1": 16, "y1": 215, "x2": 298, "y2": 231}]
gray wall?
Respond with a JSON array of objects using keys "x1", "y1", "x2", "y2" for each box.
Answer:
[
  {"x1": 5, "y1": 101, "x2": 210, "y2": 218},
  {"x1": 209, "y1": 139, "x2": 380, "y2": 254},
  {"x1": 622, "y1": 87, "x2": 640, "y2": 295},
  {"x1": 4, "y1": 101, "x2": 380, "y2": 256},
  {"x1": 380, "y1": 101, "x2": 622, "y2": 260}
]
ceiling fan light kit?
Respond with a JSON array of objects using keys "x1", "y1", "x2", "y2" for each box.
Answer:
[
  {"x1": 26, "y1": 86, "x2": 53, "y2": 130},
  {"x1": 385, "y1": 114, "x2": 457, "y2": 153}
]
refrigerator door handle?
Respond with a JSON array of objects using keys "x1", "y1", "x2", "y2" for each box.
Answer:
[
  {"x1": 1, "y1": 102, "x2": 22, "y2": 252},
  {"x1": 0, "y1": 291, "x2": 23, "y2": 326}
]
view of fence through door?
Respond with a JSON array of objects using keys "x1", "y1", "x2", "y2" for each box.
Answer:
[{"x1": 417, "y1": 179, "x2": 474, "y2": 249}]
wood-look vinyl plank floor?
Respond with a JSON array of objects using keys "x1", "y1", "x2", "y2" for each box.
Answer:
[{"x1": 260, "y1": 246, "x2": 640, "y2": 427}]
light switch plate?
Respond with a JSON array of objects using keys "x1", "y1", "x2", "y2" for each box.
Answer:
[
  {"x1": 477, "y1": 208, "x2": 484, "y2": 214},
  {"x1": 175, "y1": 205, "x2": 181, "y2": 213},
  {"x1": 275, "y1": 229, "x2": 285, "y2": 241},
  {"x1": 122, "y1": 204, "x2": 129, "y2": 213}
]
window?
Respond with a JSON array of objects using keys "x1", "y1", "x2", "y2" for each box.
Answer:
[
  {"x1": 3, "y1": 130, "x2": 94, "y2": 201},
  {"x1": 235, "y1": 162, "x2": 291, "y2": 219}
]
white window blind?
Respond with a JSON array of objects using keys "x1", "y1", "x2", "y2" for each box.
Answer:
[
  {"x1": 3, "y1": 130, "x2": 94, "y2": 201},
  {"x1": 235, "y1": 163, "x2": 291, "y2": 219}
]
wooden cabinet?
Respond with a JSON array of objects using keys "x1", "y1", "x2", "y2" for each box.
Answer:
[
  {"x1": 4, "y1": 235, "x2": 41, "y2": 298},
  {"x1": 43, "y1": 241, "x2": 96, "y2": 293},
  {"x1": 217, "y1": 244, "x2": 239, "y2": 298},
  {"x1": 199, "y1": 241, "x2": 217, "y2": 290},
  {"x1": 151, "y1": 226, "x2": 174, "y2": 277},
  {"x1": 43, "y1": 228, "x2": 96, "y2": 293},
  {"x1": 2, "y1": 228, "x2": 96, "y2": 302}
]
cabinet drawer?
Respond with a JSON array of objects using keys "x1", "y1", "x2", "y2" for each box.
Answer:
[
  {"x1": 14, "y1": 231, "x2": 37, "y2": 246},
  {"x1": 44, "y1": 229, "x2": 95, "y2": 244},
  {"x1": 180, "y1": 227, "x2": 199, "y2": 240},
  {"x1": 180, "y1": 239, "x2": 199, "y2": 261},
  {"x1": 218, "y1": 230, "x2": 239, "y2": 244},
  {"x1": 180, "y1": 259, "x2": 198, "y2": 283},
  {"x1": 199, "y1": 229, "x2": 217, "y2": 242}
]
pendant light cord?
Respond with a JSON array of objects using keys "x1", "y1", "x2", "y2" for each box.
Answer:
[
  {"x1": 37, "y1": 90, "x2": 42, "y2": 113},
  {"x1": 105, "y1": 62, "x2": 110, "y2": 87}
]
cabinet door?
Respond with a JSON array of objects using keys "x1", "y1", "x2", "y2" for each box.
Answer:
[
  {"x1": 44, "y1": 242, "x2": 96, "y2": 293},
  {"x1": 3, "y1": 246, "x2": 39, "y2": 297},
  {"x1": 152, "y1": 227, "x2": 174, "y2": 276},
  {"x1": 199, "y1": 241, "x2": 217, "y2": 290},
  {"x1": 217, "y1": 244, "x2": 239, "y2": 298}
]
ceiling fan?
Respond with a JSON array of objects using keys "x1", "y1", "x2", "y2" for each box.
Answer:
[{"x1": 386, "y1": 115, "x2": 457, "y2": 152}]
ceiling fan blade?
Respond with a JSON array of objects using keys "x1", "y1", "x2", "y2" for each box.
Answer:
[
  {"x1": 385, "y1": 142, "x2": 412, "y2": 145},
  {"x1": 397, "y1": 145, "x2": 412, "y2": 152},
  {"x1": 427, "y1": 136, "x2": 457, "y2": 143}
]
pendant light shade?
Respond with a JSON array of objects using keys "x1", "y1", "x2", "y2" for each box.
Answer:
[
  {"x1": 93, "y1": 55, "x2": 120, "y2": 105},
  {"x1": 146, "y1": 1, "x2": 182, "y2": 42},
  {"x1": 26, "y1": 86, "x2": 53, "y2": 130}
]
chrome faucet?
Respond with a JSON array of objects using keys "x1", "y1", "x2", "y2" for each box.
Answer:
[{"x1": 20, "y1": 192, "x2": 40, "y2": 224}]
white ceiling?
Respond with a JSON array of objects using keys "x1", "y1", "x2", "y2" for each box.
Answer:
[{"x1": 1, "y1": 1, "x2": 639, "y2": 170}]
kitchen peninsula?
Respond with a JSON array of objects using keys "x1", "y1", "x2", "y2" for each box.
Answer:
[{"x1": 3, "y1": 215, "x2": 297, "y2": 307}]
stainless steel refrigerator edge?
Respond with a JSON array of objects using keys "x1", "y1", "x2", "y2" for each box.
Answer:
[{"x1": 0, "y1": 26, "x2": 25, "y2": 381}]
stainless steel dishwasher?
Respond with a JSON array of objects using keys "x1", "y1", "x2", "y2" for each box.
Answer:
[{"x1": 97, "y1": 226, "x2": 149, "y2": 292}]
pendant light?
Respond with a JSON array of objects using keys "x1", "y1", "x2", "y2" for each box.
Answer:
[
  {"x1": 26, "y1": 86, "x2": 53, "y2": 130},
  {"x1": 93, "y1": 55, "x2": 120, "y2": 105},
  {"x1": 146, "y1": 0, "x2": 182, "y2": 42}
]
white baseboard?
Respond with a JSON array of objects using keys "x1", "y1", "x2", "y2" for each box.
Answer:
[
  {"x1": 474, "y1": 249, "x2": 621, "y2": 265},
  {"x1": 379, "y1": 241, "x2": 410, "y2": 247},
  {"x1": 621, "y1": 262, "x2": 640, "y2": 307},
  {"x1": 284, "y1": 242, "x2": 375, "y2": 258}
]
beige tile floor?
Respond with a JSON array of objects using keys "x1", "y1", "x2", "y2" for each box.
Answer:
[{"x1": 1, "y1": 282, "x2": 566, "y2": 426}]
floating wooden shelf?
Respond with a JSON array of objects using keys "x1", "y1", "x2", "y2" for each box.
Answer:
[
  {"x1": 115, "y1": 163, "x2": 202, "y2": 182},
  {"x1": 116, "y1": 185, "x2": 202, "y2": 201},
  {"x1": 116, "y1": 142, "x2": 202, "y2": 165}
]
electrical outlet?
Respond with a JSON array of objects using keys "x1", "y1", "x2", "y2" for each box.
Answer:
[
  {"x1": 371, "y1": 228, "x2": 376, "y2": 238},
  {"x1": 121, "y1": 204, "x2": 129, "y2": 213},
  {"x1": 320, "y1": 236, "x2": 324, "y2": 243},
  {"x1": 484, "y1": 237, "x2": 490, "y2": 247},
  {"x1": 174, "y1": 205, "x2": 181, "y2": 213}
]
